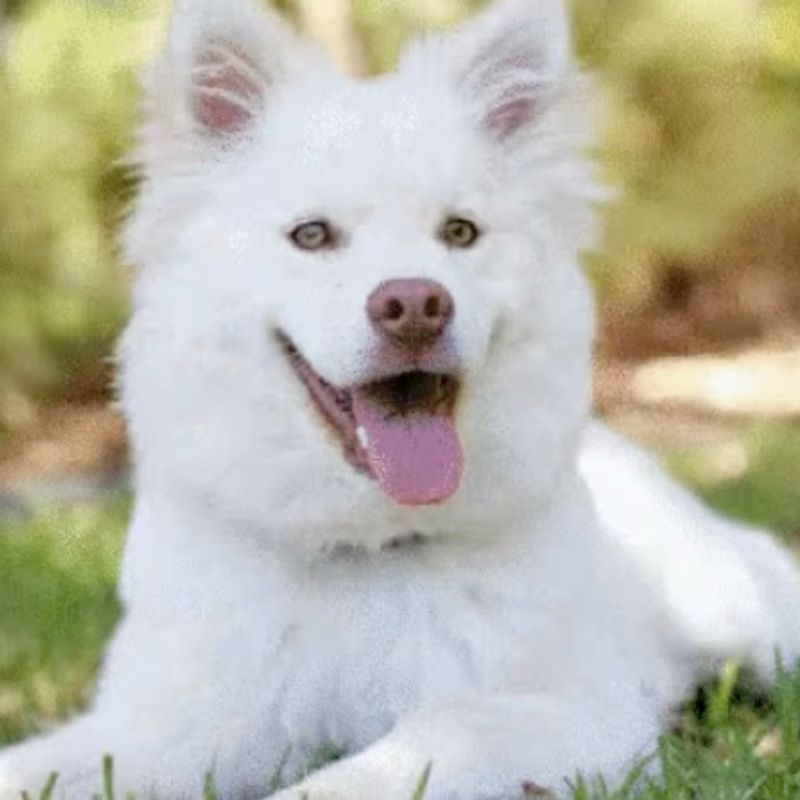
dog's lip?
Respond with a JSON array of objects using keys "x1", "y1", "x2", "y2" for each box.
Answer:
[
  {"x1": 274, "y1": 329, "x2": 461, "y2": 476},
  {"x1": 276, "y1": 330, "x2": 366, "y2": 473},
  {"x1": 348, "y1": 350, "x2": 464, "y2": 386},
  {"x1": 274, "y1": 329, "x2": 461, "y2": 397}
]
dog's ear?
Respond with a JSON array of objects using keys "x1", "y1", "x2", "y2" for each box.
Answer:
[
  {"x1": 402, "y1": 0, "x2": 573, "y2": 142},
  {"x1": 141, "y1": 0, "x2": 318, "y2": 152},
  {"x1": 123, "y1": 0, "x2": 323, "y2": 268}
]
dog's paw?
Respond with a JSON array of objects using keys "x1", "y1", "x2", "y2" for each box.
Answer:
[
  {"x1": 268, "y1": 786, "x2": 349, "y2": 800},
  {"x1": 267, "y1": 775, "x2": 405, "y2": 800},
  {"x1": 0, "y1": 763, "x2": 24, "y2": 800}
]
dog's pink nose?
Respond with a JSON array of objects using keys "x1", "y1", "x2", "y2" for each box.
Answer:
[{"x1": 367, "y1": 279, "x2": 454, "y2": 351}]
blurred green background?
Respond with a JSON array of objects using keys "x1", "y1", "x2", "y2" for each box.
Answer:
[{"x1": 0, "y1": 0, "x2": 798, "y2": 454}]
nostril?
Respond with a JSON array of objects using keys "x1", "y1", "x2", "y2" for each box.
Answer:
[
  {"x1": 423, "y1": 295, "x2": 440, "y2": 319},
  {"x1": 385, "y1": 298, "x2": 405, "y2": 322}
]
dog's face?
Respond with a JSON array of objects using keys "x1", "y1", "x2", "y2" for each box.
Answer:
[{"x1": 120, "y1": 0, "x2": 598, "y2": 553}]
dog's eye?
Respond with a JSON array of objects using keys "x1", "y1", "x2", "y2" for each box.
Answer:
[
  {"x1": 439, "y1": 217, "x2": 481, "y2": 249},
  {"x1": 289, "y1": 220, "x2": 338, "y2": 251}
]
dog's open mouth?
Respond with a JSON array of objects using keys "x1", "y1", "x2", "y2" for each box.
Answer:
[{"x1": 277, "y1": 332, "x2": 463, "y2": 507}]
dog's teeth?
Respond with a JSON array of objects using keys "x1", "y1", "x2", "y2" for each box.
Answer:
[{"x1": 356, "y1": 426, "x2": 369, "y2": 449}]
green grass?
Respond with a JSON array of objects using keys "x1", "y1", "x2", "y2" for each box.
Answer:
[
  {"x1": 0, "y1": 496, "x2": 128, "y2": 746},
  {"x1": 1, "y1": 423, "x2": 800, "y2": 798},
  {"x1": 569, "y1": 663, "x2": 800, "y2": 800}
]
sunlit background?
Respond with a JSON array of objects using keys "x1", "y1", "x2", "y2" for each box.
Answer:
[{"x1": 0, "y1": 0, "x2": 799, "y2": 754}]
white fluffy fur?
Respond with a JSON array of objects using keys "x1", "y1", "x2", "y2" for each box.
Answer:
[{"x1": 2, "y1": 1, "x2": 799, "y2": 799}]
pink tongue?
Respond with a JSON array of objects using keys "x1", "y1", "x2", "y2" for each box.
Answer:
[{"x1": 352, "y1": 390, "x2": 463, "y2": 506}]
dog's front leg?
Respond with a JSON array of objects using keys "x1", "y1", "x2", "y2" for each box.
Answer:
[
  {"x1": 268, "y1": 693, "x2": 661, "y2": 800},
  {"x1": 0, "y1": 713, "x2": 127, "y2": 800}
]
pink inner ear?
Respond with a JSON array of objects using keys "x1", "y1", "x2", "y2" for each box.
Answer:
[
  {"x1": 485, "y1": 93, "x2": 537, "y2": 139},
  {"x1": 193, "y1": 42, "x2": 264, "y2": 137},
  {"x1": 469, "y1": 45, "x2": 542, "y2": 140}
]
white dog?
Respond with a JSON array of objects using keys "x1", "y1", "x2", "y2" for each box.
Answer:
[{"x1": 2, "y1": 0, "x2": 799, "y2": 798}]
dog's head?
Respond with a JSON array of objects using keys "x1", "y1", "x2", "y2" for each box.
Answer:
[{"x1": 120, "y1": 0, "x2": 599, "y2": 553}]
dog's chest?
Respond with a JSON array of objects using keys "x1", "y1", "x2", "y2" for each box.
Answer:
[{"x1": 257, "y1": 549, "x2": 565, "y2": 756}]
